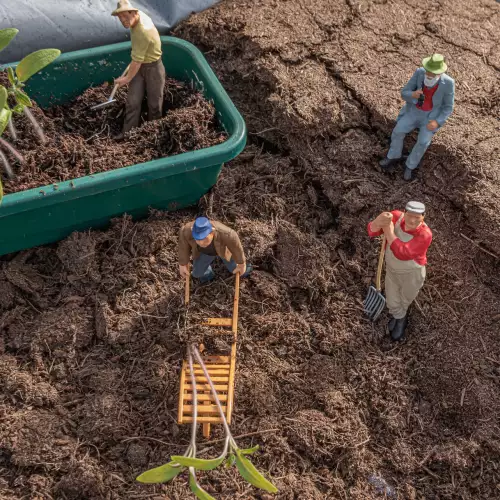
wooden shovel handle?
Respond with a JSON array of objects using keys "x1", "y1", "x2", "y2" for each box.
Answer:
[
  {"x1": 232, "y1": 271, "x2": 240, "y2": 334},
  {"x1": 109, "y1": 64, "x2": 131, "y2": 100},
  {"x1": 375, "y1": 234, "x2": 386, "y2": 292},
  {"x1": 184, "y1": 265, "x2": 190, "y2": 305}
]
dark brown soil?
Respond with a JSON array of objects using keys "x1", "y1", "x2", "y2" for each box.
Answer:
[
  {"x1": 0, "y1": 75, "x2": 226, "y2": 194},
  {"x1": 1, "y1": 1, "x2": 500, "y2": 499}
]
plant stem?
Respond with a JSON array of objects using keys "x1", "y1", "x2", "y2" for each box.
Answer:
[
  {"x1": 0, "y1": 138, "x2": 24, "y2": 164},
  {"x1": 23, "y1": 107, "x2": 46, "y2": 144},
  {"x1": 192, "y1": 346, "x2": 233, "y2": 441},
  {"x1": 0, "y1": 148, "x2": 15, "y2": 179},
  {"x1": 7, "y1": 119, "x2": 17, "y2": 140}
]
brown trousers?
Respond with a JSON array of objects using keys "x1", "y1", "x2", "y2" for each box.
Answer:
[
  {"x1": 385, "y1": 266, "x2": 426, "y2": 319},
  {"x1": 123, "y1": 58, "x2": 166, "y2": 133}
]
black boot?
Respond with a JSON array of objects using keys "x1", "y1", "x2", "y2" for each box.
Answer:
[
  {"x1": 391, "y1": 316, "x2": 408, "y2": 341},
  {"x1": 379, "y1": 157, "x2": 398, "y2": 170},
  {"x1": 403, "y1": 167, "x2": 415, "y2": 181},
  {"x1": 387, "y1": 317, "x2": 397, "y2": 332}
]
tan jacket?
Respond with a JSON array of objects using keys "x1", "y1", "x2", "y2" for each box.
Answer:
[{"x1": 178, "y1": 220, "x2": 245, "y2": 266}]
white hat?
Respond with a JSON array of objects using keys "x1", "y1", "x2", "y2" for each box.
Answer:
[
  {"x1": 111, "y1": 0, "x2": 139, "y2": 16},
  {"x1": 405, "y1": 201, "x2": 426, "y2": 214}
]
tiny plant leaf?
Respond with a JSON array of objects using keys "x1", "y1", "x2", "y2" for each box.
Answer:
[
  {"x1": 16, "y1": 49, "x2": 61, "y2": 82},
  {"x1": 171, "y1": 455, "x2": 226, "y2": 471},
  {"x1": 240, "y1": 445, "x2": 260, "y2": 455},
  {"x1": 0, "y1": 108, "x2": 12, "y2": 136},
  {"x1": 225, "y1": 453, "x2": 236, "y2": 468},
  {"x1": 14, "y1": 89, "x2": 32, "y2": 107},
  {"x1": 135, "y1": 462, "x2": 184, "y2": 484},
  {"x1": 188, "y1": 471, "x2": 216, "y2": 500},
  {"x1": 12, "y1": 104, "x2": 24, "y2": 114},
  {"x1": 7, "y1": 67, "x2": 16, "y2": 86},
  {"x1": 234, "y1": 451, "x2": 278, "y2": 493},
  {"x1": 0, "y1": 86, "x2": 7, "y2": 111},
  {"x1": 0, "y1": 28, "x2": 18, "y2": 52}
]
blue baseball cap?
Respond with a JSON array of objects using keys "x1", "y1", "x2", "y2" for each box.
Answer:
[{"x1": 192, "y1": 217, "x2": 213, "y2": 240}]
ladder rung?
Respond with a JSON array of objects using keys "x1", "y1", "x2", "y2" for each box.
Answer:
[
  {"x1": 188, "y1": 376, "x2": 229, "y2": 383},
  {"x1": 184, "y1": 384, "x2": 228, "y2": 391},
  {"x1": 184, "y1": 405, "x2": 226, "y2": 414},
  {"x1": 202, "y1": 318, "x2": 232, "y2": 327},
  {"x1": 191, "y1": 364, "x2": 231, "y2": 370},
  {"x1": 190, "y1": 369, "x2": 230, "y2": 376},
  {"x1": 202, "y1": 356, "x2": 230, "y2": 363},
  {"x1": 182, "y1": 393, "x2": 228, "y2": 402},
  {"x1": 181, "y1": 416, "x2": 224, "y2": 423}
]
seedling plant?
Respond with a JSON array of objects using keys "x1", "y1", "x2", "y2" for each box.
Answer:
[
  {"x1": 0, "y1": 28, "x2": 61, "y2": 199},
  {"x1": 136, "y1": 344, "x2": 278, "y2": 499}
]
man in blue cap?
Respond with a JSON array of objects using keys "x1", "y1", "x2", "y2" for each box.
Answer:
[
  {"x1": 379, "y1": 54, "x2": 455, "y2": 181},
  {"x1": 178, "y1": 217, "x2": 252, "y2": 282}
]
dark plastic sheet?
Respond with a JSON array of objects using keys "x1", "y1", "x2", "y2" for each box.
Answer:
[{"x1": 0, "y1": 0, "x2": 218, "y2": 63}]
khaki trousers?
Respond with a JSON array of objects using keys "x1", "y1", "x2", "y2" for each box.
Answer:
[
  {"x1": 385, "y1": 266, "x2": 426, "y2": 319},
  {"x1": 123, "y1": 58, "x2": 166, "y2": 133}
]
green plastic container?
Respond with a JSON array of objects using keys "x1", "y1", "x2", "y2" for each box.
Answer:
[{"x1": 0, "y1": 37, "x2": 246, "y2": 256}]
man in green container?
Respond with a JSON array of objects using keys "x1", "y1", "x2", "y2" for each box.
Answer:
[{"x1": 111, "y1": 0, "x2": 166, "y2": 138}]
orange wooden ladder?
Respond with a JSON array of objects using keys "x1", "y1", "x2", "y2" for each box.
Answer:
[{"x1": 177, "y1": 272, "x2": 239, "y2": 437}]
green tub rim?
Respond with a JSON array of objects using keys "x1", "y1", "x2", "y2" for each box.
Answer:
[{"x1": 0, "y1": 36, "x2": 246, "y2": 216}]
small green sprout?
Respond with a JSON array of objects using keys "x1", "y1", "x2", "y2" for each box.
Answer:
[
  {"x1": 0, "y1": 27, "x2": 61, "y2": 193},
  {"x1": 136, "y1": 345, "x2": 278, "y2": 499}
]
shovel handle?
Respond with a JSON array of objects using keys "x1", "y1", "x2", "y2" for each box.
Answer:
[
  {"x1": 232, "y1": 271, "x2": 240, "y2": 335},
  {"x1": 375, "y1": 234, "x2": 386, "y2": 292},
  {"x1": 184, "y1": 265, "x2": 190, "y2": 305},
  {"x1": 110, "y1": 64, "x2": 131, "y2": 100}
]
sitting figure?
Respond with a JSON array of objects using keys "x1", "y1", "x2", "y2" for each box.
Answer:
[
  {"x1": 379, "y1": 54, "x2": 455, "y2": 181},
  {"x1": 178, "y1": 217, "x2": 252, "y2": 282}
]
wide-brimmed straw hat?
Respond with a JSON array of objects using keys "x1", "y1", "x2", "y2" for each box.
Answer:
[
  {"x1": 111, "y1": 0, "x2": 139, "y2": 16},
  {"x1": 422, "y1": 54, "x2": 447, "y2": 74}
]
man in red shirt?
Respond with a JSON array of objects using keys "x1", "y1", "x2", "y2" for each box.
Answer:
[{"x1": 367, "y1": 201, "x2": 432, "y2": 340}]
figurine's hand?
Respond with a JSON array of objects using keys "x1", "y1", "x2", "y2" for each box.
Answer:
[
  {"x1": 114, "y1": 76, "x2": 130, "y2": 87},
  {"x1": 411, "y1": 90, "x2": 423, "y2": 99},
  {"x1": 427, "y1": 120, "x2": 439, "y2": 131}
]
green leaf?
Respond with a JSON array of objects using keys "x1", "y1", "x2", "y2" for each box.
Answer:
[
  {"x1": 188, "y1": 471, "x2": 216, "y2": 500},
  {"x1": 225, "y1": 453, "x2": 236, "y2": 468},
  {"x1": 240, "y1": 445, "x2": 260, "y2": 455},
  {"x1": 135, "y1": 462, "x2": 184, "y2": 484},
  {"x1": 0, "y1": 86, "x2": 7, "y2": 111},
  {"x1": 0, "y1": 108, "x2": 12, "y2": 136},
  {"x1": 234, "y1": 450, "x2": 278, "y2": 493},
  {"x1": 0, "y1": 28, "x2": 18, "y2": 52},
  {"x1": 16, "y1": 49, "x2": 61, "y2": 82},
  {"x1": 14, "y1": 89, "x2": 32, "y2": 107},
  {"x1": 12, "y1": 104, "x2": 24, "y2": 114},
  {"x1": 171, "y1": 455, "x2": 225, "y2": 471},
  {"x1": 7, "y1": 67, "x2": 16, "y2": 86}
]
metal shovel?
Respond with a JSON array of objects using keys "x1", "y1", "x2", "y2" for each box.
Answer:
[
  {"x1": 364, "y1": 234, "x2": 386, "y2": 321},
  {"x1": 91, "y1": 64, "x2": 130, "y2": 110}
]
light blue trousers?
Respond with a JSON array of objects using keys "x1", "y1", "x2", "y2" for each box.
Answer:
[{"x1": 387, "y1": 107, "x2": 437, "y2": 170}]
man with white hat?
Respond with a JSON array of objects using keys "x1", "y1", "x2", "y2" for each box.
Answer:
[
  {"x1": 367, "y1": 201, "x2": 432, "y2": 340},
  {"x1": 379, "y1": 54, "x2": 455, "y2": 181},
  {"x1": 111, "y1": 0, "x2": 166, "y2": 138},
  {"x1": 178, "y1": 217, "x2": 252, "y2": 282}
]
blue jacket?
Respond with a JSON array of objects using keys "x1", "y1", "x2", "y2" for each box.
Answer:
[{"x1": 399, "y1": 67, "x2": 455, "y2": 126}]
